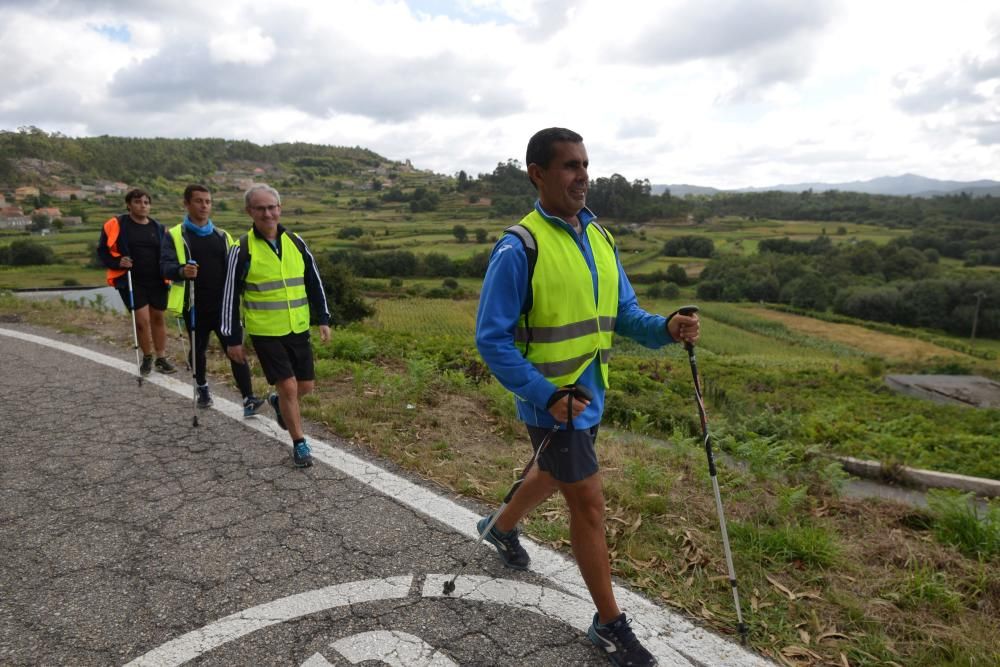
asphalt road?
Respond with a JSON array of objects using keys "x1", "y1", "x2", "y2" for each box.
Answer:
[{"x1": 0, "y1": 322, "x2": 768, "y2": 666}]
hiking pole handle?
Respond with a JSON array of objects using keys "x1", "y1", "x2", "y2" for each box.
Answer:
[{"x1": 675, "y1": 305, "x2": 700, "y2": 353}]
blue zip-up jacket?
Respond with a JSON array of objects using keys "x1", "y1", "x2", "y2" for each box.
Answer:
[{"x1": 475, "y1": 201, "x2": 676, "y2": 430}]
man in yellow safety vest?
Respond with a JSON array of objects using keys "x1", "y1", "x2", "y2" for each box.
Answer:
[{"x1": 221, "y1": 184, "x2": 331, "y2": 468}]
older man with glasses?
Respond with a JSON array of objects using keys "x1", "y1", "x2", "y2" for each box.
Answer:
[{"x1": 221, "y1": 184, "x2": 331, "y2": 468}]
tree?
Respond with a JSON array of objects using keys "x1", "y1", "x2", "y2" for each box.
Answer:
[
  {"x1": 663, "y1": 236, "x2": 714, "y2": 258},
  {"x1": 452, "y1": 224, "x2": 468, "y2": 243},
  {"x1": 475, "y1": 228, "x2": 488, "y2": 243},
  {"x1": 316, "y1": 260, "x2": 375, "y2": 326},
  {"x1": 665, "y1": 263, "x2": 688, "y2": 286}
]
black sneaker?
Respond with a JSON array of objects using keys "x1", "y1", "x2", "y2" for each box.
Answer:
[
  {"x1": 588, "y1": 613, "x2": 657, "y2": 667},
  {"x1": 268, "y1": 392, "x2": 286, "y2": 430},
  {"x1": 155, "y1": 357, "x2": 177, "y2": 374},
  {"x1": 243, "y1": 396, "x2": 266, "y2": 417},
  {"x1": 140, "y1": 355, "x2": 153, "y2": 377},
  {"x1": 196, "y1": 385, "x2": 213, "y2": 408},
  {"x1": 477, "y1": 514, "x2": 530, "y2": 570}
]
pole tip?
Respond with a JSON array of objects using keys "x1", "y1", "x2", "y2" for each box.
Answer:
[{"x1": 737, "y1": 623, "x2": 749, "y2": 645}]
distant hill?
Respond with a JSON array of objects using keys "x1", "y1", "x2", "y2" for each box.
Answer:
[
  {"x1": 652, "y1": 173, "x2": 1000, "y2": 198},
  {"x1": 0, "y1": 127, "x2": 396, "y2": 187},
  {"x1": 650, "y1": 184, "x2": 721, "y2": 197}
]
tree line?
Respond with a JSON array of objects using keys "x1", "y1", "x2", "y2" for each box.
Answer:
[{"x1": 691, "y1": 238, "x2": 999, "y2": 337}]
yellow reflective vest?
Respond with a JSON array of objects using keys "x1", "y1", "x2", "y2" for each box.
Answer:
[
  {"x1": 242, "y1": 232, "x2": 310, "y2": 336},
  {"x1": 512, "y1": 209, "x2": 618, "y2": 388},
  {"x1": 165, "y1": 225, "x2": 235, "y2": 318}
]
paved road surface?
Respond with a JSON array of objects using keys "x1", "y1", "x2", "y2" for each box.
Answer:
[{"x1": 0, "y1": 323, "x2": 768, "y2": 666}]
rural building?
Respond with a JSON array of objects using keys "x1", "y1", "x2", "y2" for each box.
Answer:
[
  {"x1": 56, "y1": 216, "x2": 83, "y2": 226},
  {"x1": 49, "y1": 187, "x2": 85, "y2": 200},
  {"x1": 33, "y1": 207, "x2": 62, "y2": 218},
  {"x1": 0, "y1": 215, "x2": 31, "y2": 230},
  {"x1": 14, "y1": 186, "x2": 40, "y2": 200},
  {"x1": 1, "y1": 205, "x2": 24, "y2": 217}
]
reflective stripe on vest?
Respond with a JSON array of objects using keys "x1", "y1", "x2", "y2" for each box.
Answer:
[
  {"x1": 514, "y1": 209, "x2": 618, "y2": 388},
  {"x1": 243, "y1": 232, "x2": 310, "y2": 336}
]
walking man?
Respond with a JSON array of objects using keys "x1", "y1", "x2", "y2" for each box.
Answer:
[
  {"x1": 160, "y1": 184, "x2": 266, "y2": 415},
  {"x1": 474, "y1": 128, "x2": 700, "y2": 667},
  {"x1": 222, "y1": 184, "x2": 331, "y2": 468},
  {"x1": 97, "y1": 187, "x2": 177, "y2": 376}
]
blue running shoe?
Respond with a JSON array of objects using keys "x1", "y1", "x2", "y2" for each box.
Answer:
[
  {"x1": 293, "y1": 439, "x2": 313, "y2": 468},
  {"x1": 477, "y1": 514, "x2": 530, "y2": 570},
  {"x1": 268, "y1": 392, "x2": 286, "y2": 430},
  {"x1": 243, "y1": 396, "x2": 266, "y2": 417},
  {"x1": 588, "y1": 613, "x2": 657, "y2": 667}
]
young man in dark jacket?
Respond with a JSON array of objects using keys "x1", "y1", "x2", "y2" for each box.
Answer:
[
  {"x1": 97, "y1": 188, "x2": 176, "y2": 376},
  {"x1": 160, "y1": 184, "x2": 265, "y2": 415}
]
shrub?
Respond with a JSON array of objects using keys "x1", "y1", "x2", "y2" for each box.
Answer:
[{"x1": 5, "y1": 240, "x2": 56, "y2": 266}]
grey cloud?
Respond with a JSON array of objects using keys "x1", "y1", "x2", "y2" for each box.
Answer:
[
  {"x1": 627, "y1": 0, "x2": 838, "y2": 65},
  {"x1": 717, "y1": 35, "x2": 814, "y2": 103},
  {"x1": 894, "y1": 62, "x2": 988, "y2": 114},
  {"x1": 108, "y1": 35, "x2": 525, "y2": 122},
  {"x1": 969, "y1": 118, "x2": 1000, "y2": 146},
  {"x1": 616, "y1": 117, "x2": 659, "y2": 139},
  {"x1": 894, "y1": 26, "x2": 1000, "y2": 115}
]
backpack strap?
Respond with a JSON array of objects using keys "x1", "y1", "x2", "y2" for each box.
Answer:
[
  {"x1": 589, "y1": 221, "x2": 616, "y2": 251},
  {"x1": 503, "y1": 224, "x2": 537, "y2": 315}
]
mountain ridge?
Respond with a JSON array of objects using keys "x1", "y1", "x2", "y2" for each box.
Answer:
[{"x1": 653, "y1": 173, "x2": 1000, "y2": 198}]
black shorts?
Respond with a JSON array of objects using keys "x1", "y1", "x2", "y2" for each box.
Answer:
[
  {"x1": 527, "y1": 424, "x2": 600, "y2": 484},
  {"x1": 250, "y1": 331, "x2": 315, "y2": 384},
  {"x1": 117, "y1": 282, "x2": 168, "y2": 312}
]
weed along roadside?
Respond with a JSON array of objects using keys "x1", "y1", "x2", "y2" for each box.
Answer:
[{"x1": 3, "y1": 291, "x2": 998, "y2": 666}]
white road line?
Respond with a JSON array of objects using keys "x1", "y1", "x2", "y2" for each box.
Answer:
[
  {"x1": 0, "y1": 327, "x2": 771, "y2": 666},
  {"x1": 329, "y1": 631, "x2": 458, "y2": 666},
  {"x1": 124, "y1": 577, "x2": 414, "y2": 667}
]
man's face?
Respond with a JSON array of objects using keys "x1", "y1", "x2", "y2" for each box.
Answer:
[
  {"x1": 185, "y1": 191, "x2": 212, "y2": 225},
  {"x1": 532, "y1": 141, "x2": 589, "y2": 219},
  {"x1": 246, "y1": 190, "x2": 281, "y2": 228},
  {"x1": 126, "y1": 196, "x2": 151, "y2": 219}
]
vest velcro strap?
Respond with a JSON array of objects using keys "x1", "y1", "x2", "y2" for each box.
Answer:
[
  {"x1": 531, "y1": 351, "x2": 598, "y2": 378},
  {"x1": 515, "y1": 318, "x2": 600, "y2": 343},
  {"x1": 246, "y1": 276, "x2": 305, "y2": 292},
  {"x1": 244, "y1": 297, "x2": 309, "y2": 310}
]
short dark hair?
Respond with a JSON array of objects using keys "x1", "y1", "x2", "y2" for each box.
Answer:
[
  {"x1": 183, "y1": 184, "x2": 211, "y2": 203},
  {"x1": 525, "y1": 127, "x2": 583, "y2": 189},
  {"x1": 124, "y1": 188, "x2": 151, "y2": 205}
]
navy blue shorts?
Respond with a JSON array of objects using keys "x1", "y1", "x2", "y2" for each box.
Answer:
[{"x1": 526, "y1": 424, "x2": 600, "y2": 484}]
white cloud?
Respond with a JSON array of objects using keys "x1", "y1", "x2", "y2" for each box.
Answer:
[{"x1": 209, "y1": 27, "x2": 277, "y2": 65}]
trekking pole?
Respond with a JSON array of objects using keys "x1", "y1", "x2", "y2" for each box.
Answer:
[
  {"x1": 187, "y1": 262, "x2": 199, "y2": 427},
  {"x1": 444, "y1": 384, "x2": 593, "y2": 595},
  {"x1": 677, "y1": 305, "x2": 748, "y2": 644},
  {"x1": 126, "y1": 269, "x2": 143, "y2": 386}
]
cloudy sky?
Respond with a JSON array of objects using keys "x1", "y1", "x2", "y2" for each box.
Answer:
[{"x1": 1, "y1": 0, "x2": 998, "y2": 188}]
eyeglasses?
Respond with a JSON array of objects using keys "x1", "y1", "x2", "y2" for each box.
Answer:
[{"x1": 249, "y1": 204, "x2": 280, "y2": 214}]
